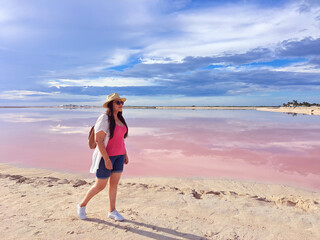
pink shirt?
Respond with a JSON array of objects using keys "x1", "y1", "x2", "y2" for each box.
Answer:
[{"x1": 106, "y1": 123, "x2": 127, "y2": 156}]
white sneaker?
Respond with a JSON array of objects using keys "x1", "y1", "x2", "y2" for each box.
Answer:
[
  {"x1": 108, "y1": 209, "x2": 124, "y2": 221},
  {"x1": 77, "y1": 203, "x2": 86, "y2": 220}
]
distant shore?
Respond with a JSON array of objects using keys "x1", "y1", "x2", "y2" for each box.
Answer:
[
  {"x1": 0, "y1": 105, "x2": 268, "y2": 109},
  {"x1": 1, "y1": 105, "x2": 319, "y2": 115},
  {"x1": 257, "y1": 106, "x2": 320, "y2": 116}
]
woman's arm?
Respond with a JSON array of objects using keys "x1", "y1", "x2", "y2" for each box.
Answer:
[
  {"x1": 95, "y1": 131, "x2": 112, "y2": 169},
  {"x1": 124, "y1": 149, "x2": 129, "y2": 164}
]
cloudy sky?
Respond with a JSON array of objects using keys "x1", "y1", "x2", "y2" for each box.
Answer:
[{"x1": 1, "y1": 0, "x2": 320, "y2": 106}]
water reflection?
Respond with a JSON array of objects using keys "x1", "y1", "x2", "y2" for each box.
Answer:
[
  {"x1": 286, "y1": 112, "x2": 298, "y2": 117},
  {"x1": 0, "y1": 108, "x2": 319, "y2": 191}
]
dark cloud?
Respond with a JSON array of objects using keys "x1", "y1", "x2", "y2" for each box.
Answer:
[
  {"x1": 48, "y1": 36, "x2": 317, "y2": 99},
  {"x1": 48, "y1": 85, "x2": 229, "y2": 97},
  {"x1": 277, "y1": 37, "x2": 320, "y2": 57},
  {"x1": 297, "y1": 0, "x2": 320, "y2": 13},
  {"x1": 90, "y1": 36, "x2": 319, "y2": 98},
  {"x1": 118, "y1": 37, "x2": 320, "y2": 80},
  {"x1": 181, "y1": 47, "x2": 273, "y2": 67},
  {"x1": 308, "y1": 56, "x2": 320, "y2": 66},
  {"x1": 116, "y1": 47, "x2": 273, "y2": 79},
  {"x1": 46, "y1": 67, "x2": 320, "y2": 98},
  {"x1": 176, "y1": 69, "x2": 320, "y2": 88},
  {"x1": 182, "y1": 37, "x2": 320, "y2": 68}
]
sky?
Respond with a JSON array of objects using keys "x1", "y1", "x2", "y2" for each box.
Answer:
[{"x1": 0, "y1": 0, "x2": 320, "y2": 106}]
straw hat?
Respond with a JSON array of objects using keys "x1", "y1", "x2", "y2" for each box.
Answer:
[{"x1": 102, "y1": 93, "x2": 127, "y2": 108}]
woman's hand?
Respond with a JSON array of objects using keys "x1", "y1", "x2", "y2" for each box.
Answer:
[
  {"x1": 105, "y1": 159, "x2": 113, "y2": 170},
  {"x1": 124, "y1": 154, "x2": 129, "y2": 164}
]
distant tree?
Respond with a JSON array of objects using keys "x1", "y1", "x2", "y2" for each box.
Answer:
[
  {"x1": 302, "y1": 101, "x2": 311, "y2": 107},
  {"x1": 283, "y1": 100, "x2": 320, "y2": 107}
]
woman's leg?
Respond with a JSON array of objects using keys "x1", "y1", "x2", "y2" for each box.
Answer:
[
  {"x1": 80, "y1": 178, "x2": 109, "y2": 207},
  {"x1": 108, "y1": 172, "x2": 122, "y2": 212}
]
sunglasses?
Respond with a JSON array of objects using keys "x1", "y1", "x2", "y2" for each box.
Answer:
[{"x1": 115, "y1": 100, "x2": 124, "y2": 105}]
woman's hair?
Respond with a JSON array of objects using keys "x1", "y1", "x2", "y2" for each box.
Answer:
[{"x1": 105, "y1": 101, "x2": 128, "y2": 140}]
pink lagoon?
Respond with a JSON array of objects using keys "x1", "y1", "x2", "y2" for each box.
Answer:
[{"x1": 1, "y1": 107, "x2": 320, "y2": 191}]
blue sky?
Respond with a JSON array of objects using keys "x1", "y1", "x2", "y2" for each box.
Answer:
[{"x1": 0, "y1": 0, "x2": 320, "y2": 106}]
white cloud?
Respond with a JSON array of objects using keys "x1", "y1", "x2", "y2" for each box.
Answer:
[
  {"x1": 0, "y1": 90, "x2": 60, "y2": 100},
  {"x1": 46, "y1": 76, "x2": 159, "y2": 88},
  {"x1": 141, "y1": 2, "x2": 320, "y2": 61},
  {"x1": 140, "y1": 57, "x2": 183, "y2": 64},
  {"x1": 0, "y1": 90, "x2": 103, "y2": 106},
  {"x1": 104, "y1": 48, "x2": 141, "y2": 67},
  {"x1": 273, "y1": 63, "x2": 320, "y2": 73},
  {"x1": 36, "y1": 48, "x2": 142, "y2": 79}
]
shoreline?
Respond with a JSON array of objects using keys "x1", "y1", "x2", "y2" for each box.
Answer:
[
  {"x1": 1, "y1": 162, "x2": 319, "y2": 239},
  {"x1": 257, "y1": 106, "x2": 320, "y2": 115},
  {"x1": 0, "y1": 106, "x2": 266, "y2": 109},
  {"x1": 1, "y1": 161, "x2": 319, "y2": 193},
  {"x1": 1, "y1": 105, "x2": 319, "y2": 116}
]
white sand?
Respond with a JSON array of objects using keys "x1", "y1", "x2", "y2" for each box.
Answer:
[
  {"x1": 257, "y1": 106, "x2": 320, "y2": 116},
  {"x1": 0, "y1": 163, "x2": 319, "y2": 240}
]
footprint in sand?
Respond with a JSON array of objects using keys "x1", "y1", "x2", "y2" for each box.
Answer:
[
  {"x1": 57, "y1": 179, "x2": 69, "y2": 184},
  {"x1": 126, "y1": 208, "x2": 139, "y2": 217},
  {"x1": 41, "y1": 210, "x2": 54, "y2": 218},
  {"x1": 72, "y1": 179, "x2": 87, "y2": 187},
  {"x1": 33, "y1": 231, "x2": 42, "y2": 236},
  {"x1": 44, "y1": 176, "x2": 60, "y2": 182},
  {"x1": 44, "y1": 218, "x2": 58, "y2": 223}
]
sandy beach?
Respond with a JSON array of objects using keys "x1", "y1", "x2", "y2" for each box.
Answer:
[
  {"x1": 256, "y1": 106, "x2": 320, "y2": 116},
  {"x1": 0, "y1": 163, "x2": 319, "y2": 240}
]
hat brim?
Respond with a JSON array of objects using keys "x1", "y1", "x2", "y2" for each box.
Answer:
[{"x1": 102, "y1": 98, "x2": 126, "y2": 108}]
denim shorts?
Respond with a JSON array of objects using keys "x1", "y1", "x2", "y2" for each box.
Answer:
[{"x1": 96, "y1": 155, "x2": 125, "y2": 179}]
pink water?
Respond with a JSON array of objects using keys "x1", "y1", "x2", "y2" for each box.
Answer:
[{"x1": 1, "y1": 108, "x2": 319, "y2": 191}]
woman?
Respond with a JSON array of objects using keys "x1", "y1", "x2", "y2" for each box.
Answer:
[{"x1": 77, "y1": 93, "x2": 129, "y2": 221}]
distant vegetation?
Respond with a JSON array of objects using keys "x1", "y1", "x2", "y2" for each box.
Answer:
[{"x1": 282, "y1": 100, "x2": 320, "y2": 107}]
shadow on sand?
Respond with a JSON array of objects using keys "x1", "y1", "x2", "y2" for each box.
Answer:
[{"x1": 85, "y1": 217, "x2": 208, "y2": 240}]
